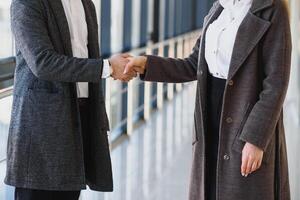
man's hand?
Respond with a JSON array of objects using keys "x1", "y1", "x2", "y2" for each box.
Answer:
[
  {"x1": 241, "y1": 142, "x2": 264, "y2": 177},
  {"x1": 108, "y1": 54, "x2": 136, "y2": 82},
  {"x1": 123, "y1": 56, "x2": 147, "y2": 75}
]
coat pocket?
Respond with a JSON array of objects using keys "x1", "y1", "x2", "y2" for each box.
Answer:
[
  {"x1": 231, "y1": 102, "x2": 252, "y2": 153},
  {"x1": 192, "y1": 116, "x2": 198, "y2": 145}
]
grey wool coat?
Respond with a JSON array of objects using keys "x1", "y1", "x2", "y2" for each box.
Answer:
[
  {"x1": 141, "y1": 0, "x2": 292, "y2": 199},
  {"x1": 5, "y1": 0, "x2": 113, "y2": 191}
]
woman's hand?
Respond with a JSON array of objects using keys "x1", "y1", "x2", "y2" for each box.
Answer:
[
  {"x1": 123, "y1": 56, "x2": 148, "y2": 75},
  {"x1": 241, "y1": 142, "x2": 264, "y2": 177}
]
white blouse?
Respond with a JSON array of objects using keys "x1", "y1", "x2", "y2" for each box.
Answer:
[{"x1": 205, "y1": 0, "x2": 253, "y2": 79}]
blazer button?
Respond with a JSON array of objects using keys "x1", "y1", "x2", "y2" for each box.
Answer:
[
  {"x1": 226, "y1": 117, "x2": 233, "y2": 123},
  {"x1": 228, "y1": 80, "x2": 234, "y2": 86},
  {"x1": 223, "y1": 154, "x2": 230, "y2": 160}
]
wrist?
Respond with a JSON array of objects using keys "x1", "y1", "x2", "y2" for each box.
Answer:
[{"x1": 141, "y1": 56, "x2": 147, "y2": 73}]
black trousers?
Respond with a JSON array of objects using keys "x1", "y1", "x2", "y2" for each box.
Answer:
[
  {"x1": 14, "y1": 188, "x2": 81, "y2": 200},
  {"x1": 15, "y1": 98, "x2": 89, "y2": 200},
  {"x1": 205, "y1": 73, "x2": 226, "y2": 200}
]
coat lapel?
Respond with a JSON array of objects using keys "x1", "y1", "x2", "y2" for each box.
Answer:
[
  {"x1": 47, "y1": 0, "x2": 73, "y2": 56},
  {"x1": 226, "y1": 0, "x2": 274, "y2": 80},
  {"x1": 250, "y1": 0, "x2": 274, "y2": 13},
  {"x1": 227, "y1": 13, "x2": 271, "y2": 80}
]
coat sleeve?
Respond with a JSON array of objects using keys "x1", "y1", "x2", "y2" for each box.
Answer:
[
  {"x1": 11, "y1": 0, "x2": 103, "y2": 82},
  {"x1": 140, "y1": 36, "x2": 200, "y2": 83},
  {"x1": 239, "y1": 1, "x2": 292, "y2": 151}
]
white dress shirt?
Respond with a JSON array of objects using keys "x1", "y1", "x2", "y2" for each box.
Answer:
[
  {"x1": 205, "y1": 0, "x2": 253, "y2": 79},
  {"x1": 61, "y1": 0, "x2": 110, "y2": 98}
]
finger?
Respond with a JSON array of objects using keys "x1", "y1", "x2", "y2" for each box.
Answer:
[
  {"x1": 125, "y1": 71, "x2": 137, "y2": 78},
  {"x1": 241, "y1": 154, "x2": 248, "y2": 176},
  {"x1": 124, "y1": 61, "x2": 135, "y2": 74},
  {"x1": 250, "y1": 161, "x2": 258, "y2": 173},
  {"x1": 121, "y1": 73, "x2": 134, "y2": 81},
  {"x1": 257, "y1": 158, "x2": 262, "y2": 170},
  {"x1": 245, "y1": 156, "x2": 254, "y2": 176},
  {"x1": 129, "y1": 70, "x2": 137, "y2": 76},
  {"x1": 122, "y1": 77, "x2": 132, "y2": 82}
]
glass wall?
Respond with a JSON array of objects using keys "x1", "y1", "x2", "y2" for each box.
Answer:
[
  {"x1": 99, "y1": 0, "x2": 206, "y2": 139},
  {"x1": 0, "y1": 0, "x2": 13, "y2": 58}
]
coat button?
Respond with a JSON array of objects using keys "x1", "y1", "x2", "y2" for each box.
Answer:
[
  {"x1": 228, "y1": 80, "x2": 234, "y2": 86},
  {"x1": 226, "y1": 117, "x2": 233, "y2": 123},
  {"x1": 223, "y1": 154, "x2": 230, "y2": 160},
  {"x1": 200, "y1": 70, "x2": 203, "y2": 75}
]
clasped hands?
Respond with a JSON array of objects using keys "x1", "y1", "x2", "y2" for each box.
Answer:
[{"x1": 108, "y1": 54, "x2": 147, "y2": 82}]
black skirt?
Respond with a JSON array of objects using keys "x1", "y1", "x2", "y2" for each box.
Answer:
[{"x1": 205, "y1": 73, "x2": 226, "y2": 200}]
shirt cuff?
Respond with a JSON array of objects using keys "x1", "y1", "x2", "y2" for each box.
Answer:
[{"x1": 102, "y1": 59, "x2": 111, "y2": 79}]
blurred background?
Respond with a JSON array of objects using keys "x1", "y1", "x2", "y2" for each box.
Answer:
[{"x1": 0, "y1": 0, "x2": 299, "y2": 199}]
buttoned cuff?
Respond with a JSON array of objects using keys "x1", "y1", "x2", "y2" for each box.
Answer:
[{"x1": 102, "y1": 59, "x2": 111, "y2": 79}]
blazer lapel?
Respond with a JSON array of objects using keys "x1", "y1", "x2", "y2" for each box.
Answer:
[
  {"x1": 47, "y1": 0, "x2": 73, "y2": 56},
  {"x1": 81, "y1": 0, "x2": 100, "y2": 59},
  {"x1": 227, "y1": 13, "x2": 271, "y2": 80},
  {"x1": 81, "y1": 0, "x2": 101, "y2": 97}
]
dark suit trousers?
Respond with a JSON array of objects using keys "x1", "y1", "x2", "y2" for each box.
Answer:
[
  {"x1": 205, "y1": 73, "x2": 226, "y2": 200},
  {"x1": 14, "y1": 98, "x2": 90, "y2": 200}
]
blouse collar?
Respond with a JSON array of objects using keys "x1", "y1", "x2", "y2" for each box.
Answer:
[{"x1": 219, "y1": 0, "x2": 253, "y2": 9}]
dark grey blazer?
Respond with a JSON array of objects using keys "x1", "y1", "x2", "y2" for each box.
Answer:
[
  {"x1": 141, "y1": 0, "x2": 292, "y2": 199},
  {"x1": 5, "y1": 0, "x2": 113, "y2": 191}
]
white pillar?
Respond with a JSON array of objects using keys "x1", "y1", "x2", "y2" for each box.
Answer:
[
  {"x1": 157, "y1": 44, "x2": 164, "y2": 109},
  {"x1": 167, "y1": 40, "x2": 175, "y2": 100},
  {"x1": 127, "y1": 81, "x2": 134, "y2": 135},
  {"x1": 176, "y1": 38, "x2": 184, "y2": 91},
  {"x1": 144, "y1": 46, "x2": 153, "y2": 120}
]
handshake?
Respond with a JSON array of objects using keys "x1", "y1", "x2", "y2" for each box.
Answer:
[{"x1": 108, "y1": 54, "x2": 148, "y2": 82}]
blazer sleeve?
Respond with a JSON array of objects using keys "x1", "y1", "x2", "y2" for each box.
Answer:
[
  {"x1": 140, "y1": 36, "x2": 201, "y2": 83},
  {"x1": 239, "y1": 1, "x2": 292, "y2": 151},
  {"x1": 11, "y1": 0, "x2": 103, "y2": 82}
]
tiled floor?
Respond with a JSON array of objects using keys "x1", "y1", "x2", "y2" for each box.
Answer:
[
  {"x1": 283, "y1": 97, "x2": 300, "y2": 200},
  {"x1": 80, "y1": 84, "x2": 196, "y2": 200}
]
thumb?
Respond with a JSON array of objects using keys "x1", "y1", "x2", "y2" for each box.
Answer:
[{"x1": 124, "y1": 60, "x2": 134, "y2": 74}]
